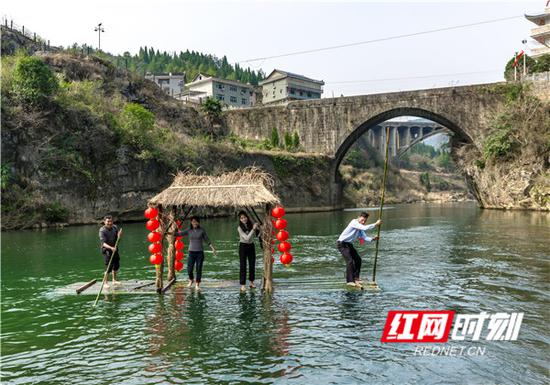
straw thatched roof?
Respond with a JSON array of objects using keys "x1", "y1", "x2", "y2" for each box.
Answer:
[{"x1": 148, "y1": 167, "x2": 281, "y2": 208}]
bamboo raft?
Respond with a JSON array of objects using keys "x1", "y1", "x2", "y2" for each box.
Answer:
[{"x1": 57, "y1": 277, "x2": 380, "y2": 296}]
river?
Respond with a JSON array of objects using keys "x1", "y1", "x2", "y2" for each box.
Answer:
[{"x1": 1, "y1": 202, "x2": 549, "y2": 384}]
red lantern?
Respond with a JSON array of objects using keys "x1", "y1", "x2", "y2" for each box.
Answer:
[
  {"x1": 146, "y1": 219, "x2": 160, "y2": 231},
  {"x1": 147, "y1": 232, "x2": 161, "y2": 243},
  {"x1": 176, "y1": 220, "x2": 182, "y2": 228},
  {"x1": 176, "y1": 236, "x2": 183, "y2": 241},
  {"x1": 144, "y1": 207, "x2": 159, "y2": 219},
  {"x1": 271, "y1": 257, "x2": 275, "y2": 263},
  {"x1": 175, "y1": 260, "x2": 184, "y2": 271},
  {"x1": 148, "y1": 242, "x2": 162, "y2": 254},
  {"x1": 280, "y1": 252, "x2": 293, "y2": 265},
  {"x1": 276, "y1": 230, "x2": 289, "y2": 241},
  {"x1": 176, "y1": 251, "x2": 184, "y2": 261},
  {"x1": 270, "y1": 238, "x2": 275, "y2": 245},
  {"x1": 274, "y1": 218, "x2": 287, "y2": 230},
  {"x1": 277, "y1": 241, "x2": 292, "y2": 253},
  {"x1": 175, "y1": 240, "x2": 184, "y2": 250},
  {"x1": 271, "y1": 206, "x2": 285, "y2": 218},
  {"x1": 149, "y1": 253, "x2": 163, "y2": 265},
  {"x1": 271, "y1": 248, "x2": 275, "y2": 254}
]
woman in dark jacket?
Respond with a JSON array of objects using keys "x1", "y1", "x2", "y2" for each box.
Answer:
[
  {"x1": 237, "y1": 211, "x2": 260, "y2": 292},
  {"x1": 176, "y1": 216, "x2": 216, "y2": 290}
]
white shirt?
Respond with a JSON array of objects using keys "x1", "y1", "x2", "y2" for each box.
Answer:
[{"x1": 337, "y1": 219, "x2": 376, "y2": 243}]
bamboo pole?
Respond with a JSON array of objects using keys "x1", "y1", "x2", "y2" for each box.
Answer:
[
  {"x1": 372, "y1": 127, "x2": 391, "y2": 283},
  {"x1": 76, "y1": 279, "x2": 97, "y2": 294},
  {"x1": 261, "y1": 204, "x2": 274, "y2": 293},
  {"x1": 166, "y1": 207, "x2": 177, "y2": 282},
  {"x1": 155, "y1": 205, "x2": 164, "y2": 293}
]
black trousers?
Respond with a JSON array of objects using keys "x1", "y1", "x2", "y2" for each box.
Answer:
[
  {"x1": 102, "y1": 248, "x2": 120, "y2": 273},
  {"x1": 188, "y1": 251, "x2": 205, "y2": 283},
  {"x1": 337, "y1": 242, "x2": 362, "y2": 283},
  {"x1": 239, "y1": 243, "x2": 256, "y2": 285}
]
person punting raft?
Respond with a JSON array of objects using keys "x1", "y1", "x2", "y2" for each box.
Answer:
[
  {"x1": 337, "y1": 212, "x2": 381, "y2": 288},
  {"x1": 98, "y1": 215, "x2": 123, "y2": 288}
]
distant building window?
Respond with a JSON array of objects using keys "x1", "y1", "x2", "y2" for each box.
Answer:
[
  {"x1": 230, "y1": 96, "x2": 237, "y2": 103},
  {"x1": 241, "y1": 98, "x2": 247, "y2": 105},
  {"x1": 242, "y1": 88, "x2": 247, "y2": 93},
  {"x1": 217, "y1": 83, "x2": 224, "y2": 90},
  {"x1": 299, "y1": 91, "x2": 303, "y2": 96},
  {"x1": 216, "y1": 94, "x2": 225, "y2": 100},
  {"x1": 290, "y1": 88, "x2": 295, "y2": 95},
  {"x1": 307, "y1": 92, "x2": 311, "y2": 97},
  {"x1": 230, "y1": 85, "x2": 238, "y2": 92}
]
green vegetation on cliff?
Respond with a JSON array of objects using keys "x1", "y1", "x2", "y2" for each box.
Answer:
[{"x1": 1, "y1": 52, "x2": 328, "y2": 229}]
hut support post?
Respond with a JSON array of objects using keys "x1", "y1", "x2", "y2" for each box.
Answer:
[
  {"x1": 261, "y1": 204, "x2": 274, "y2": 293},
  {"x1": 155, "y1": 205, "x2": 164, "y2": 292},
  {"x1": 166, "y1": 207, "x2": 177, "y2": 282}
]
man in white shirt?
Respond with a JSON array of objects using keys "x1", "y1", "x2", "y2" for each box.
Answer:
[{"x1": 337, "y1": 212, "x2": 381, "y2": 287}]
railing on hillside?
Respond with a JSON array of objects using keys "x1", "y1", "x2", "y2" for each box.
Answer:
[{"x1": 1, "y1": 17, "x2": 56, "y2": 51}]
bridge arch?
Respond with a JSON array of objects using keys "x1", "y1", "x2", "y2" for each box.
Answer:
[{"x1": 332, "y1": 107, "x2": 471, "y2": 182}]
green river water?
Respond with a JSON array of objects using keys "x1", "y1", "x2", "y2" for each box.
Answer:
[{"x1": 1, "y1": 202, "x2": 549, "y2": 384}]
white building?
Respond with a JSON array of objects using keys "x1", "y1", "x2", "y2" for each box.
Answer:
[
  {"x1": 525, "y1": 6, "x2": 550, "y2": 57},
  {"x1": 260, "y1": 69, "x2": 324, "y2": 104},
  {"x1": 145, "y1": 73, "x2": 186, "y2": 98},
  {"x1": 182, "y1": 74, "x2": 255, "y2": 108}
]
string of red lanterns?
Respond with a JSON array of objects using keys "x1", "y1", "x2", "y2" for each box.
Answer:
[
  {"x1": 145, "y1": 207, "x2": 163, "y2": 266},
  {"x1": 145, "y1": 208, "x2": 185, "y2": 272},
  {"x1": 271, "y1": 206, "x2": 294, "y2": 266}
]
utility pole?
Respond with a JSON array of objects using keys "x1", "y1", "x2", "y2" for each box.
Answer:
[{"x1": 94, "y1": 23, "x2": 105, "y2": 50}]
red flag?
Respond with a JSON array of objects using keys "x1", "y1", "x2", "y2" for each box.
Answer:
[{"x1": 513, "y1": 50, "x2": 524, "y2": 67}]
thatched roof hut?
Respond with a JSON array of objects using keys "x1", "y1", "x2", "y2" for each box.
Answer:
[
  {"x1": 148, "y1": 167, "x2": 279, "y2": 293},
  {"x1": 149, "y1": 168, "x2": 280, "y2": 208}
]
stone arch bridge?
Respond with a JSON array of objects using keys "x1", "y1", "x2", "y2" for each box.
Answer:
[{"x1": 224, "y1": 83, "x2": 510, "y2": 206}]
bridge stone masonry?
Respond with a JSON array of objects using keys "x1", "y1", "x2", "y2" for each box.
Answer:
[{"x1": 223, "y1": 82, "x2": 548, "y2": 210}]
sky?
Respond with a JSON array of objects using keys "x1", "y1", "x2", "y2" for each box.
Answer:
[{"x1": 2, "y1": 0, "x2": 546, "y2": 96}]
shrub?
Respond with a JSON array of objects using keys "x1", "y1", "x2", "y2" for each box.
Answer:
[
  {"x1": 1, "y1": 164, "x2": 11, "y2": 190},
  {"x1": 436, "y1": 152, "x2": 453, "y2": 171},
  {"x1": 419, "y1": 172, "x2": 431, "y2": 192},
  {"x1": 42, "y1": 202, "x2": 69, "y2": 223},
  {"x1": 12, "y1": 56, "x2": 58, "y2": 105},
  {"x1": 483, "y1": 128, "x2": 514, "y2": 159},
  {"x1": 292, "y1": 132, "x2": 300, "y2": 149},
  {"x1": 201, "y1": 96, "x2": 223, "y2": 118},
  {"x1": 270, "y1": 127, "x2": 280, "y2": 148},
  {"x1": 116, "y1": 103, "x2": 156, "y2": 149},
  {"x1": 284, "y1": 131, "x2": 293, "y2": 149}
]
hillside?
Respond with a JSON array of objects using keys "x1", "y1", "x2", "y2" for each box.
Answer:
[{"x1": 0, "y1": 52, "x2": 331, "y2": 229}]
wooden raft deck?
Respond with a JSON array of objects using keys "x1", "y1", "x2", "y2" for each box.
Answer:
[{"x1": 57, "y1": 277, "x2": 380, "y2": 296}]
